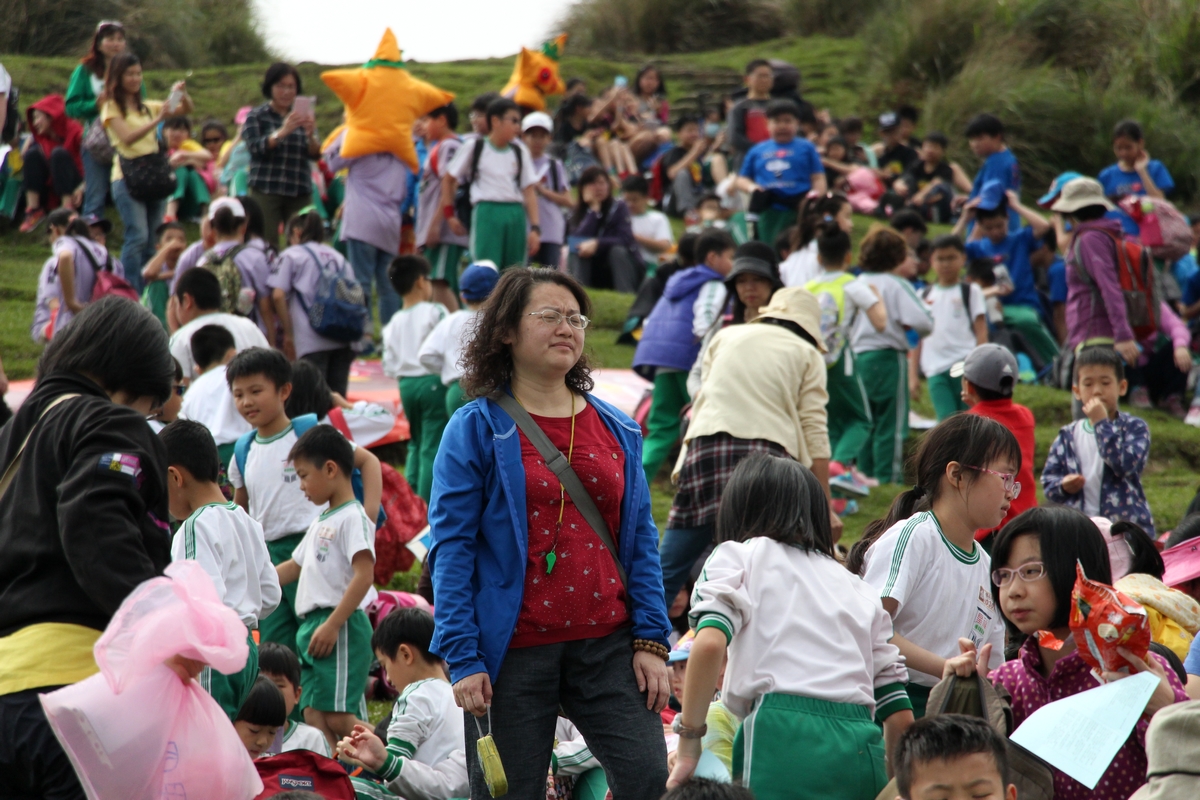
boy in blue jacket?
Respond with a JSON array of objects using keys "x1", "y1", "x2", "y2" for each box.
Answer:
[
  {"x1": 633, "y1": 229, "x2": 736, "y2": 483},
  {"x1": 1042, "y1": 346, "x2": 1154, "y2": 534},
  {"x1": 965, "y1": 113, "x2": 1021, "y2": 232}
]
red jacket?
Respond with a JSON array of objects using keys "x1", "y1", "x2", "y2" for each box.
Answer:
[
  {"x1": 26, "y1": 94, "x2": 84, "y2": 175},
  {"x1": 969, "y1": 398, "x2": 1038, "y2": 540}
]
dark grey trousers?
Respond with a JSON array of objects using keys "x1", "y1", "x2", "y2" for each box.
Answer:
[{"x1": 464, "y1": 629, "x2": 668, "y2": 800}]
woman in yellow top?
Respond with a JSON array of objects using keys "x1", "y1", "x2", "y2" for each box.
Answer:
[{"x1": 101, "y1": 52, "x2": 193, "y2": 292}]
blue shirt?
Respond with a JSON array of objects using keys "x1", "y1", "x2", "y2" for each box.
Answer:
[
  {"x1": 1186, "y1": 631, "x2": 1200, "y2": 677},
  {"x1": 739, "y1": 137, "x2": 824, "y2": 206},
  {"x1": 969, "y1": 149, "x2": 1021, "y2": 232},
  {"x1": 1184, "y1": 265, "x2": 1200, "y2": 308},
  {"x1": 1048, "y1": 256, "x2": 1067, "y2": 304},
  {"x1": 966, "y1": 226, "x2": 1042, "y2": 309},
  {"x1": 1098, "y1": 160, "x2": 1176, "y2": 235}
]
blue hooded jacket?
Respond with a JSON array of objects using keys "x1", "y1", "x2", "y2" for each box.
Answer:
[
  {"x1": 632, "y1": 265, "x2": 725, "y2": 378},
  {"x1": 428, "y1": 392, "x2": 672, "y2": 684}
]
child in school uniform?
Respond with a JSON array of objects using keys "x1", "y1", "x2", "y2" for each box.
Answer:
[
  {"x1": 337, "y1": 607, "x2": 469, "y2": 800},
  {"x1": 275, "y1": 425, "x2": 378, "y2": 745},
  {"x1": 381, "y1": 255, "x2": 449, "y2": 502},
  {"x1": 417, "y1": 262, "x2": 500, "y2": 418},
  {"x1": 851, "y1": 414, "x2": 1017, "y2": 717},
  {"x1": 418, "y1": 103, "x2": 468, "y2": 311},
  {"x1": 916, "y1": 235, "x2": 987, "y2": 420},
  {"x1": 1042, "y1": 346, "x2": 1155, "y2": 535},
  {"x1": 522, "y1": 112, "x2": 573, "y2": 269},
  {"x1": 668, "y1": 455, "x2": 913, "y2": 800},
  {"x1": 805, "y1": 219, "x2": 887, "y2": 497},
  {"x1": 894, "y1": 716, "x2": 1017, "y2": 800},
  {"x1": 234, "y1": 675, "x2": 289, "y2": 760},
  {"x1": 160, "y1": 419, "x2": 282, "y2": 720},
  {"x1": 226, "y1": 347, "x2": 382, "y2": 652},
  {"x1": 849, "y1": 226, "x2": 933, "y2": 484},
  {"x1": 179, "y1": 324, "x2": 251, "y2": 468},
  {"x1": 258, "y1": 641, "x2": 333, "y2": 757}
]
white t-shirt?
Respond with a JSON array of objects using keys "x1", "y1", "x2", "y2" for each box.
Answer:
[
  {"x1": 693, "y1": 280, "x2": 729, "y2": 340},
  {"x1": 1071, "y1": 419, "x2": 1104, "y2": 516},
  {"x1": 171, "y1": 501, "x2": 282, "y2": 628},
  {"x1": 227, "y1": 422, "x2": 326, "y2": 541},
  {"x1": 631, "y1": 210, "x2": 674, "y2": 265},
  {"x1": 448, "y1": 138, "x2": 538, "y2": 205},
  {"x1": 382, "y1": 301, "x2": 447, "y2": 379},
  {"x1": 851, "y1": 273, "x2": 934, "y2": 353},
  {"x1": 291, "y1": 500, "x2": 375, "y2": 616},
  {"x1": 387, "y1": 678, "x2": 465, "y2": 767},
  {"x1": 919, "y1": 282, "x2": 987, "y2": 377},
  {"x1": 780, "y1": 241, "x2": 820, "y2": 288},
  {"x1": 322, "y1": 402, "x2": 395, "y2": 448},
  {"x1": 281, "y1": 720, "x2": 331, "y2": 758},
  {"x1": 0, "y1": 64, "x2": 11, "y2": 95},
  {"x1": 861, "y1": 511, "x2": 1006, "y2": 687},
  {"x1": 689, "y1": 537, "x2": 908, "y2": 719},
  {"x1": 180, "y1": 365, "x2": 251, "y2": 446},
  {"x1": 170, "y1": 311, "x2": 270, "y2": 380},
  {"x1": 418, "y1": 309, "x2": 478, "y2": 386}
]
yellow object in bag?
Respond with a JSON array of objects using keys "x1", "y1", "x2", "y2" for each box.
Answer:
[{"x1": 476, "y1": 708, "x2": 508, "y2": 797}]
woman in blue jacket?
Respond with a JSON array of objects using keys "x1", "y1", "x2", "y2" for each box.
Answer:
[{"x1": 429, "y1": 267, "x2": 672, "y2": 800}]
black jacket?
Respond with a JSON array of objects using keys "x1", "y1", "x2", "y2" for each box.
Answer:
[{"x1": 0, "y1": 372, "x2": 171, "y2": 638}]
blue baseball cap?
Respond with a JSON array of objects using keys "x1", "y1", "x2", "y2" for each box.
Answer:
[
  {"x1": 976, "y1": 179, "x2": 1006, "y2": 211},
  {"x1": 459, "y1": 261, "x2": 499, "y2": 301},
  {"x1": 668, "y1": 630, "x2": 696, "y2": 663},
  {"x1": 1038, "y1": 171, "x2": 1084, "y2": 209}
]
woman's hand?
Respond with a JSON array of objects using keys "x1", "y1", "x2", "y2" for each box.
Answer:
[
  {"x1": 578, "y1": 239, "x2": 599, "y2": 259},
  {"x1": 943, "y1": 638, "x2": 992, "y2": 680},
  {"x1": 1175, "y1": 346, "x2": 1192, "y2": 374},
  {"x1": 666, "y1": 736, "x2": 701, "y2": 789},
  {"x1": 454, "y1": 672, "x2": 493, "y2": 717},
  {"x1": 154, "y1": 102, "x2": 169, "y2": 123},
  {"x1": 279, "y1": 112, "x2": 302, "y2": 137},
  {"x1": 1104, "y1": 647, "x2": 1178, "y2": 718},
  {"x1": 632, "y1": 650, "x2": 670, "y2": 712}
]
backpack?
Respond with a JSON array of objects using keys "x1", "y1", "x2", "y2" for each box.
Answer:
[
  {"x1": 456, "y1": 137, "x2": 523, "y2": 233},
  {"x1": 2, "y1": 86, "x2": 19, "y2": 143},
  {"x1": 1071, "y1": 227, "x2": 1159, "y2": 341},
  {"x1": 200, "y1": 244, "x2": 255, "y2": 316},
  {"x1": 326, "y1": 407, "x2": 427, "y2": 586},
  {"x1": 253, "y1": 750, "x2": 356, "y2": 799},
  {"x1": 921, "y1": 282, "x2": 974, "y2": 334},
  {"x1": 873, "y1": 673, "x2": 1056, "y2": 800},
  {"x1": 1120, "y1": 195, "x2": 1193, "y2": 262},
  {"x1": 805, "y1": 272, "x2": 857, "y2": 366},
  {"x1": 233, "y1": 413, "x2": 387, "y2": 530},
  {"x1": 299, "y1": 244, "x2": 368, "y2": 343},
  {"x1": 73, "y1": 238, "x2": 139, "y2": 302},
  {"x1": 365, "y1": 589, "x2": 433, "y2": 699}
]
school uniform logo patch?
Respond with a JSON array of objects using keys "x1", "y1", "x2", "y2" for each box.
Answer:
[{"x1": 98, "y1": 453, "x2": 142, "y2": 486}]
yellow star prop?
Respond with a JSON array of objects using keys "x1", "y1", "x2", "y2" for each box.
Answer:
[
  {"x1": 321, "y1": 29, "x2": 454, "y2": 171},
  {"x1": 500, "y1": 34, "x2": 568, "y2": 112}
]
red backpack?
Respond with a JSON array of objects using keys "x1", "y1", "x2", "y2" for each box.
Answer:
[
  {"x1": 1071, "y1": 227, "x2": 1159, "y2": 341},
  {"x1": 326, "y1": 408, "x2": 428, "y2": 586},
  {"x1": 254, "y1": 750, "x2": 356, "y2": 799},
  {"x1": 73, "y1": 237, "x2": 139, "y2": 302}
]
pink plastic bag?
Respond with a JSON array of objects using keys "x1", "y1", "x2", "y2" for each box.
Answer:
[{"x1": 39, "y1": 561, "x2": 263, "y2": 800}]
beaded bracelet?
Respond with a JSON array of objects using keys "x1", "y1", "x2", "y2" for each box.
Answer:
[{"x1": 632, "y1": 638, "x2": 670, "y2": 661}]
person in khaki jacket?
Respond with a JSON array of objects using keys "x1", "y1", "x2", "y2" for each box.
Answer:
[{"x1": 659, "y1": 286, "x2": 833, "y2": 605}]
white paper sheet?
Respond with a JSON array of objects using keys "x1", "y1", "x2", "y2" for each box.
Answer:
[{"x1": 1010, "y1": 670, "x2": 1158, "y2": 789}]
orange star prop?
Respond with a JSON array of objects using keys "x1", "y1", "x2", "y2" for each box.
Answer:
[
  {"x1": 501, "y1": 34, "x2": 568, "y2": 112},
  {"x1": 321, "y1": 29, "x2": 454, "y2": 171}
]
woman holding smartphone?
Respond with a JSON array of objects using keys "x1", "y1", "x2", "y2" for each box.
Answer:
[{"x1": 241, "y1": 62, "x2": 320, "y2": 248}]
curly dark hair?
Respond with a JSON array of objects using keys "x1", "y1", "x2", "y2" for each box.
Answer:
[
  {"x1": 460, "y1": 268, "x2": 594, "y2": 399},
  {"x1": 859, "y1": 224, "x2": 909, "y2": 273}
]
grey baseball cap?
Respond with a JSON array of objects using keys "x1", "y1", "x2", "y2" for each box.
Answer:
[{"x1": 950, "y1": 343, "x2": 1018, "y2": 395}]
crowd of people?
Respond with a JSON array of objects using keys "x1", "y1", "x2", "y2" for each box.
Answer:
[{"x1": 7, "y1": 17, "x2": 1200, "y2": 800}]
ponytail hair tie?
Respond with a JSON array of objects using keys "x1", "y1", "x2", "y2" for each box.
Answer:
[
  {"x1": 822, "y1": 214, "x2": 834, "y2": 222},
  {"x1": 911, "y1": 485, "x2": 928, "y2": 498}
]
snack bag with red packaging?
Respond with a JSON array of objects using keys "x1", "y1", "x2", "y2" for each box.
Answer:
[{"x1": 1068, "y1": 561, "x2": 1151, "y2": 674}]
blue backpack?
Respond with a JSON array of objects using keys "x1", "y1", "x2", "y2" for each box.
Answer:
[
  {"x1": 299, "y1": 245, "x2": 368, "y2": 342},
  {"x1": 234, "y1": 414, "x2": 386, "y2": 529}
]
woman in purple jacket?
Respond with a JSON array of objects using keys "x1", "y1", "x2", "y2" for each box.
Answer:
[{"x1": 567, "y1": 166, "x2": 641, "y2": 292}]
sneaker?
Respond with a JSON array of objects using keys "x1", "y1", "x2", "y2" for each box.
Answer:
[
  {"x1": 851, "y1": 467, "x2": 880, "y2": 489},
  {"x1": 830, "y1": 472, "x2": 871, "y2": 498},
  {"x1": 839, "y1": 500, "x2": 860, "y2": 517},
  {"x1": 1130, "y1": 386, "x2": 1152, "y2": 409},
  {"x1": 1159, "y1": 394, "x2": 1187, "y2": 420},
  {"x1": 830, "y1": 498, "x2": 847, "y2": 515},
  {"x1": 18, "y1": 208, "x2": 45, "y2": 234},
  {"x1": 1186, "y1": 405, "x2": 1200, "y2": 427}
]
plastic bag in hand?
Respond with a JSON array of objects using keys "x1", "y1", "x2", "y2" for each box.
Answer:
[
  {"x1": 1069, "y1": 560, "x2": 1151, "y2": 675},
  {"x1": 39, "y1": 561, "x2": 263, "y2": 800}
]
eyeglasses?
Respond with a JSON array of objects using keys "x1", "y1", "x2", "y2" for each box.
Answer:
[
  {"x1": 964, "y1": 465, "x2": 1021, "y2": 499},
  {"x1": 992, "y1": 561, "x2": 1046, "y2": 587},
  {"x1": 528, "y1": 310, "x2": 590, "y2": 330}
]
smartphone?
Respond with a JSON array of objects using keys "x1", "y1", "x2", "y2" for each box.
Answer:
[
  {"x1": 613, "y1": 75, "x2": 628, "y2": 89},
  {"x1": 166, "y1": 89, "x2": 183, "y2": 114},
  {"x1": 293, "y1": 96, "x2": 315, "y2": 119}
]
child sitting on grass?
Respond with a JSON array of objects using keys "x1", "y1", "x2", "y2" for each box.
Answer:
[
  {"x1": 274, "y1": 425, "x2": 377, "y2": 747},
  {"x1": 140, "y1": 221, "x2": 188, "y2": 327},
  {"x1": 258, "y1": 642, "x2": 333, "y2": 757},
  {"x1": 1042, "y1": 346, "x2": 1154, "y2": 534},
  {"x1": 235, "y1": 674, "x2": 289, "y2": 760},
  {"x1": 337, "y1": 607, "x2": 468, "y2": 800}
]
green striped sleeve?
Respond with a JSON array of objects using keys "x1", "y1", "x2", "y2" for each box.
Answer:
[
  {"x1": 380, "y1": 737, "x2": 415, "y2": 780},
  {"x1": 874, "y1": 682, "x2": 914, "y2": 722},
  {"x1": 557, "y1": 748, "x2": 594, "y2": 768},
  {"x1": 184, "y1": 517, "x2": 196, "y2": 560},
  {"x1": 881, "y1": 514, "x2": 922, "y2": 599},
  {"x1": 695, "y1": 614, "x2": 733, "y2": 644}
]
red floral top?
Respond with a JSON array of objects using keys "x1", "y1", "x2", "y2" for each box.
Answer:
[{"x1": 510, "y1": 402, "x2": 629, "y2": 648}]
